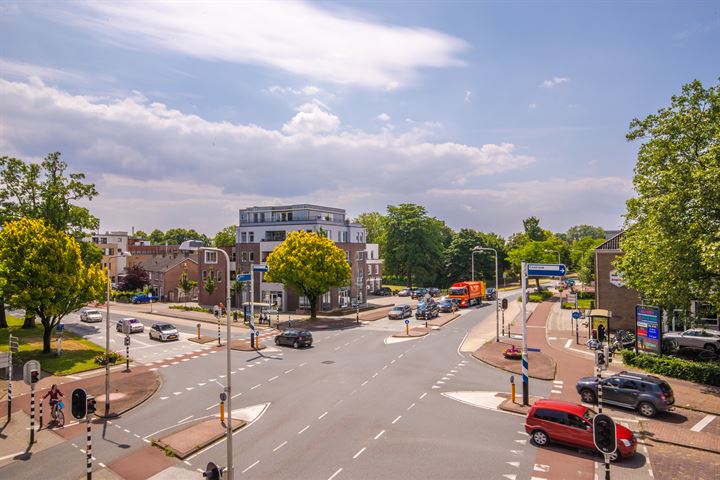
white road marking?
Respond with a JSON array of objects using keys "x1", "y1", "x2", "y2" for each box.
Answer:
[
  {"x1": 268, "y1": 376, "x2": 279, "y2": 382},
  {"x1": 374, "y1": 430, "x2": 385, "y2": 440},
  {"x1": 507, "y1": 461, "x2": 520, "y2": 467},
  {"x1": 206, "y1": 402, "x2": 220, "y2": 410},
  {"x1": 398, "y1": 354, "x2": 404, "y2": 358},
  {"x1": 328, "y1": 468, "x2": 343, "y2": 480},
  {"x1": 372, "y1": 373, "x2": 378, "y2": 378},
  {"x1": 298, "y1": 425, "x2": 310, "y2": 434},
  {"x1": 178, "y1": 415, "x2": 194, "y2": 423},
  {"x1": 160, "y1": 396, "x2": 169, "y2": 400},
  {"x1": 390, "y1": 359, "x2": 396, "y2": 364},
  {"x1": 198, "y1": 383, "x2": 206, "y2": 386},
  {"x1": 173, "y1": 392, "x2": 182, "y2": 395},
  {"x1": 186, "y1": 387, "x2": 194, "y2": 391},
  {"x1": 284, "y1": 369, "x2": 294, "y2": 374},
  {"x1": 238, "y1": 368, "x2": 245, "y2": 371},
  {"x1": 161, "y1": 365, "x2": 169, "y2": 368},
  {"x1": 123, "y1": 428, "x2": 130, "y2": 433},
  {"x1": 564, "y1": 339, "x2": 572, "y2": 348},
  {"x1": 250, "y1": 384, "x2": 261, "y2": 390},
  {"x1": 361, "y1": 380, "x2": 369, "y2": 386},
  {"x1": 442, "y1": 377, "x2": 449, "y2": 380},
  {"x1": 551, "y1": 389, "x2": 562, "y2": 394},
  {"x1": 553, "y1": 380, "x2": 564, "y2": 385},
  {"x1": 318, "y1": 411, "x2": 328, "y2": 420},
  {"x1": 436, "y1": 381, "x2": 445, "y2": 384},
  {"x1": 382, "y1": 365, "x2": 387, "y2": 370},
  {"x1": 334, "y1": 346, "x2": 341, "y2": 351},
  {"x1": 353, "y1": 447, "x2": 366, "y2": 459},
  {"x1": 273, "y1": 441, "x2": 287, "y2": 452},
  {"x1": 515, "y1": 439, "x2": 526, "y2": 444},
  {"x1": 392, "y1": 415, "x2": 402, "y2": 424},
  {"x1": 690, "y1": 414, "x2": 716, "y2": 432},
  {"x1": 534, "y1": 464, "x2": 550, "y2": 472},
  {"x1": 209, "y1": 378, "x2": 216, "y2": 382},
  {"x1": 232, "y1": 393, "x2": 242, "y2": 399},
  {"x1": 299, "y1": 362, "x2": 307, "y2": 367},
  {"x1": 419, "y1": 392, "x2": 427, "y2": 399},
  {"x1": 242, "y1": 460, "x2": 259, "y2": 473},
  {"x1": 407, "y1": 403, "x2": 415, "y2": 410},
  {"x1": 450, "y1": 369, "x2": 458, "y2": 373}
]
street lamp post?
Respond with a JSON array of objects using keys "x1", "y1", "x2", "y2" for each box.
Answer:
[
  {"x1": 474, "y1": 246, "x2": 500, "y2": 342},
  {"x1": 105, "y1": 251, "x2": 131, "y2": 417},
  {"x1": 471, "y1": 248, "x2": 483, "y2": 281}
]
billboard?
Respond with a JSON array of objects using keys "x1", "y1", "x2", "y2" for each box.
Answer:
[{"x1": 636, "y1": 305, "x2": 662, "y2": 354}]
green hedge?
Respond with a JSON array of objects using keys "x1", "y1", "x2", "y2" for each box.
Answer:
[
  {"x1": 169, "y1": 305, "x2": 210, "y2": 313},
  {"x1": 621, "y1": 350, "x2": 720, "y2": 386}
]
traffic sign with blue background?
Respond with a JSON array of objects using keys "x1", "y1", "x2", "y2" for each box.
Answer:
[
  {"x1": 572, "y1": 311, "x2": 581, "y2": 320},
  {"x1": 236, "y1": 273, "x2": 252, "y2": 282},
  {"x1": 252, "y1": 264, "x2": 269, "y2": 273},
  {"x1": 527, "y1": 263, "x2": 566, "y2": 277}
]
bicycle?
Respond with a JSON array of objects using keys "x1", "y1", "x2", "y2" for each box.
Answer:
[{"x1": 50, "y1": 400, "x2": 65, "y2": 427}]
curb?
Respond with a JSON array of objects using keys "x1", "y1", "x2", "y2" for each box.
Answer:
[
  {"x1": 638, "y1": 420, "x2": 720, "y2": 455},
  {"x1": 471, "y1": 350, "x2": 556, "y2": 381},
  {"x1": 96, "y1": 370, "x2": 163, "y2": 419}
]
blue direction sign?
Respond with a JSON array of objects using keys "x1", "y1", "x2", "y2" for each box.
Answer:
[
  {"x1": 236, "y1": 273, "x2": 252, "y2": 282},
  {"x1": 527, "y1": 347, "x2": 541, "y2": 352},
  {"x1": 252, "y1": 264, "x2": 269, "y2": 273},
  {"x1": 572, "y1": 310, "x2": 581, "y2": 320},
  {"x1": 527, "y1": 263, "x2": 566, "y2": 277},
  {"x1": 405, "y1": 319, "x2": 410, "y2": 325}
]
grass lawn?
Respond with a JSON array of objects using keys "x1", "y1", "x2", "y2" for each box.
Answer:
[
  {"x1": 0, "y1": 315, "x2": 123, "y2": 375},
  {"x1": 562, "y1": 299, "x2": 593, "y2": 310}
]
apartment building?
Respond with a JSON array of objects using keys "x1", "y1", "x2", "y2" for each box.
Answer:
[
  {"x1": 365, "y1": 243, "x2": 383, "y2": 293},
  {"x1": 90, "y1": 231, "x2": 130, "y2": 286},
  {"x1": 234, "y1": 204, "x2": 376, "y2": 313}
]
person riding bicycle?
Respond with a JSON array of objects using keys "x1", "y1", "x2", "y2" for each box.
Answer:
[{"x1": 43, "y1": 384, "x2": 64, "y2": 419}]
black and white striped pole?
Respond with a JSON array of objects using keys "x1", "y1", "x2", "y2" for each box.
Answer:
[
  {"x1": 23, "y1": 360, "x2": 40, "y2": 444},
  {"x1": 30, "y1": 385, "x2": 35, "y2": 443},
  {"x1": 39, "y1": 399, "x2": 43, "y2": 430},
  {"x1": 86, "y1": 413, "x2": 92, "y2": 479},
  {"x1": 124, "y1": 335, "x2": 131, "y2": 372}
]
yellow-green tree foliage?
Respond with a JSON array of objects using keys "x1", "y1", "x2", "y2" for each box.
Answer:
[
  {"x1": 0, "y1": 218, "x2": 106, "y2": 352},
  {"x1": 265, "y1": 231, "x2": 351, "y2": 318}
]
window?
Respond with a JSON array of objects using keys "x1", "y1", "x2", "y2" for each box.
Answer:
[
  {"x1": 533, "y1": 409, "x2": 567, "y2": 425},
  {"x1": 241, "y1": 232, "x2": 247, "y2": 243},
  {"x1": 202, "y1": 270, "x2": 207, "y2": 281},
  {"x1": 368, "y1": 265, "x2": 372, "y2": 275},
  {"x1": 241, "y1": 252, "x2": 248, "y2": 262},
  {"x1": 619, "y1": 379, "x2": 640, "y2": 391},
  {"x1": 345, "y1": 250, "x2": 350, "y2": 262},
  {"x1": 108, "y1": 248, "x2": 114, "y2": 255},
  {"x1": 249, "y1": 252, "x2": 255, "y2": 262},
  {"x1": 231, "y1": 251, "x2": 236, "y2": 262},
  {"x1": 217, "y1": 270, "x2": 222, "y2": 283},
  {"x1": 568, "y1": 414, "x2": 589, "y2": 430},
  {"x1": 249, "y1": 232, "x2": 255, "y2": 242},
  {"x1": 266, "y1": 231, "x2": 286, "y2": 242},
  {"x1": 375, "y1": 264, "x2": 379, "y2": 275},
  {"x1": 204, "y1": 251, "x2": 218, "y2": 264},
  {"x1": 299, "y1": 296, "x2": 311, "y2": 307},
  {"x1": 100, "y1": 237, "x2": 107, "y2": 244}
]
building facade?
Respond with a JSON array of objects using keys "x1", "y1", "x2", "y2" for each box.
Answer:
[
  {"x1": 594, "y1": 232, "x2": 642, "y2": 331},
  {"x1": 234, "y1": 204, "x2": 375, "y2": 313},
  {"x1": 90, "y1": 231, "x2": 130, "y2": 286}
]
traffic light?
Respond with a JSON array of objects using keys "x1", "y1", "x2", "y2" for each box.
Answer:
[
  {"x1": 501, "y1": 298, "x2": 508, "y2": 310},
  {"x1": 603, "y1": 345, "x2": 611, "y2": 368},
  {"x1": 593, "y1": 413, "x2": 617, "y2": 454},
  {"x1": 30, "y1": 369, "x2": 39, "y2": 384},
  {"x1": 595, "y1": 349, "x2": 606, "y2": 370},
  {"x1": 86, "y1": 396, "x2": 97, "y2": 415},
  {"x1": 71, "y1": 388, "x2": 87, "y2": 419},
  {"x1": 203, "y1": 462, "x2": 224, "y2": 479}
]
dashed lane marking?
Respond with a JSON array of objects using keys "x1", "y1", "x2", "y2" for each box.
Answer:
[
  {"x1": 328, "y1": 468, "x2": 343, "y2": 480},
  {"x1": 407, "y1": 403, "x2": 415, "y2": 410},
  {"x1": 268, "y1": 376, "x2": 279, "y2": 382},
  {"x1": 318, "y1": 411, "x2": 328, "y2": 420},
  {"x1": 242, "y1": 460, "x2": 259, "y2": 473},
  {"x1": 392, "y1": 415, "x2": 402, "y2": 424},
  {"x1": 361, "y1": 380, "x2": 369, "y2": 387},
  {"x1": 250, "y1": 384, "x2": 261, "y2": 390},
  {"x1": 374, "y1": 430, "x2": 385, "y2": 440},
  {"x1": 690, "y1": 414, "x2": 716, "y2": 432},
  {"x1": 273, "y1": 441, "x2": 287, "y2": 452},
  {"x1": 298, "y1": 425, "x2": 310, "y2": 434},
  {"x1": 353, "y1": 447, "x2": 366, "y2": 459}
]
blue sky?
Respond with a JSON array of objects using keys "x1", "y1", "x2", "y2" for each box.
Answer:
[{"x1": 1, "y1": 1, "x2": 718, "y2": 237}]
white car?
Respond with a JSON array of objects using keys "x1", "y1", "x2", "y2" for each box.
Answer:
[
  {"x1": 116, "y1": 318, "x2": 145, "y2": 333},
  {"x1": 149, "y1": 323, "x2": 179, "y2": 342},
  {"x1": 80, "y1": 308, "x2": 103, "y2": 323}
]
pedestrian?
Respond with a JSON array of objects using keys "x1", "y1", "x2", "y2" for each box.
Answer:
[
  {"x1": 233, "y1": 310, "x2": 238, "y2": 322},
  {"x1": 598, "y1": 323, "x2": 606, "y2": 343}
]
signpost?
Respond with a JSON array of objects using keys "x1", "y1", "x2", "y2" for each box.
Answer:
[
  {"x1": 405, "y1": 318, "x2": 410, "y2": 336},
  {"x1": 7, "y1": 335, "x2": 18, "y2": 420},
  {"x1": 248, "y1": 264, "x2": 269, "y2": 348},
  {"x1": 572, "y1": 310, "x2": 581, "y2": 344},
  {"x1": 635, "y1": 305, "x2": 662, "y2": 354},
  {"x1": 527, "y1": 263, "x2": 566, "y2": 277}
]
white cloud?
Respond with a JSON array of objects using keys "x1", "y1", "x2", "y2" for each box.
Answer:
[
  {"x1": 528, "y1": 103, "x2": 537, "y2": 109},
  {"x1": 0, "y1": 78, "x2": 537, "y2": 234},
  {"x1": 376, "y1": 113, "x2": 391, "y2": 122},
  {"x1": 464, "y1": 90, "x2": 472, "y2": 102},
  {"x1": 265, "y1": 85, "x2": 325, "y2": 97},
  {"x1": 540, "y1": 76, "x2": 569, "y2": 88},
  {"x1": 48, "y1": 1, "x2": 467, "y2": 90}
]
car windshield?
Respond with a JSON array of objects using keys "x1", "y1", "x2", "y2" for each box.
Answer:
[
  {"x1": 86, "y1": 310, "x2": 100, "y2": 315},
  {"x1": 392, "y1": 307, "x2": 403, "y2": 311},
  {"x1": 449, "y1": 288, "x2": 466, "y2": 295},
  {"x1": 582, "y1": 408, "x2": 596, "y2": 421},
  {"x1": 159, "y1": 324, "x2": 175, "y2": 331},
  {"x1": 129, "y1": 319, "x2": 140, "y2": 324}
]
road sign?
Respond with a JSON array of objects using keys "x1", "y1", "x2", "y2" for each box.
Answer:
[
  {"x1": 405, "y1": 319, "x2": 410, "y2": 325},
  {"x1": 572, "y1": 310, "x2": 581, "y2": 320},
  {"x1": 23, "y1": 360, "x2": 40, "y2": 385},
  {"x1": 252, "y1": 264, "x2": 269, "y2": 273},
  {"x1": 527, "y1": 347, "x2": 541, "y2": 352},
  {"x1": 527, "y1": 263, "x2": 566, "y2": 277},
  {"x1": 0, "y1": 352, "x2": 9, "y2": 369},
  {"x1": 236, "y1": 273, "x2": 251, "y2": 282},
  {"x1": 9, "y1": 335, "x2": 19, "y2": 353},
  {"x1": 56, "y1": 323, "x2": 64, "y2": 332}
]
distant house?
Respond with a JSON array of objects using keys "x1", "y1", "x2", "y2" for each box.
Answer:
[
  {"x1": 128, "y1": 254, "x2": 200, "y2": 302},
  {"x1": 594, "y1": 232, "x2": 641, "y2": 331}
]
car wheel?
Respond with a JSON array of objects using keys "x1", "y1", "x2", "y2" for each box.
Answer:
[
  {"x1": 275, "y1": 338, "x2": 280, "y2": 346},
  {"x1": 703, "y1": 344, "x2": 718, "y2": 354},
  {"x1": 609, "y1": 451, "x2": 620, "y2": 462},
  {"x1": 531, "y1": 429, "x2": 549, "y2": 446},
  {"x1": 638, "y1": 401, "x2": 657, "y2": 417},
  {"x1": 293, "y1": 341, "x2": 299, "y2": 349},
  {"x1": 580, "y1": 389, "x2": 597, "y2": 404}
]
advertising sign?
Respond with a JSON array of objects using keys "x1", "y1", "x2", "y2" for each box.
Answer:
[
  {"x1": 636, "y1": 305, "x2": 662, "y2": 354},
  {"x1": 609, "y1": 269, "x2": 624, "y2": 288},
  {"x1": 591, "y1": 313, "x2": 610, "y2": 342}
]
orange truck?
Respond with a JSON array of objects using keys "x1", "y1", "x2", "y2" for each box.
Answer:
[{"x1": 448, "y1": 281, "x2": 486, "y2": 307}]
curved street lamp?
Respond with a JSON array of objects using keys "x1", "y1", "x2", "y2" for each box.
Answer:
[
  {"x1": 105, "y1": 251, "x2": 131, "y2": 417},
  {"x1": 473, "y1": 246, "x2": 500, "y2": 342}
]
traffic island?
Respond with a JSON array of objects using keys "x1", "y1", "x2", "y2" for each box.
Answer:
[
  {"x1": 426, "y1": 313, "x2": 461, "y2": 328},
  {"x1": 392, "y1": 327, "x2": 430, "y2": 338},
  {"x1": 473, "y1": 339, "x2": 556, "y2": 380},
  {"x1": 230, "y1": 339, "x2": 266, "y2": 351},
  {"x1": 93, "y1": 369, "x2": 162, "y2": 418},
  {"x1": 153, "y1": 418, "x2": 247, "y2": 459},
  {"x1": 496, "y1": 392, "x2": 543, "y2": 416},
  {"x1": 188, "y1": 335, "x2": 221, "y2": 344}
]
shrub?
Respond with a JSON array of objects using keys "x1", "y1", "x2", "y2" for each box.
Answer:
[
  {"x1": 169, "y1": 305, "x2": 207, "y2": 313},
  {"x1": 94, "y1": 351, "x2": 121, "y2": 365},
  {"x1": 621, "y1": 350, "x2": 720, "y2": 386}
]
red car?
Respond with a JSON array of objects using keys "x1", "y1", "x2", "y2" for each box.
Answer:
[{"x1": 524, "y1": 399, "x2": 636, "y2": 461}]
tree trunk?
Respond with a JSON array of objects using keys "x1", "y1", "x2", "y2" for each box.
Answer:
[
  {"x1": 42, "y1": 322, "x2": 53, "y2": 354},
  {"x1": 309, "y1": 295, "x2": 318, "y2": 319},
  {"x1": 535, "y1": 278, "x2": 540, "y2": 290},
  {"x1": 23, "y1": 312, "x2": 36, "y2": 329},
  {"x1": 0, "y1": 297, "x2": 7, "y2": 329}
]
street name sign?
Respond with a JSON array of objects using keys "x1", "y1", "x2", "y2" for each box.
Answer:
[
  {"x1": 9, "y1": 335, "x2": 19, "y2": 353},
  {"x1": 252, "y1": 264, "x2": 269, "y2": 273},
  {"x1": 236, "y1": 273, "x2": 252, "y2": 282},
  {"x1": 0, "y1": 352, "x2": 9, "y2": 369},
  {"x1": 527, "y1": 263, "x2": 566, "y2": 277}
]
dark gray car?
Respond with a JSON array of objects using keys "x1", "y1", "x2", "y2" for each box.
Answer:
[{"x1": 576, "y1": 371, "x2": 674, "y2": 417}]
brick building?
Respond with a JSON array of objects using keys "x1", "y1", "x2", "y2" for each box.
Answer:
[{"x1": 594, "y1": 232, "x2": 641, "y2": 331}]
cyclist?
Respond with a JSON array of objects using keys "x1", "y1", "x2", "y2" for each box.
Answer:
[{"x1": 43, "y1": 384, "x2": 64, "y2": 421}]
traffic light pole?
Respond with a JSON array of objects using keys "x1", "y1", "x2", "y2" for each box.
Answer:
[
  {"x1": 30, "y1": 383, "x2": 35, "y2": 444},
  {"x1": 521, "y1": 260, "x2": 529, "y2": 406},
  {"x1": 604, "y1": 454, "x2": 611, "y2": 480},
  {"x1": 86, "y1": 412, "x2": 93, "y2": 480}
]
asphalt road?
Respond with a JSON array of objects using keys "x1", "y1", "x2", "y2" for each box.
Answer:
[{"x1": 4, "y1": 292, "x2": 555, "y2": 479}]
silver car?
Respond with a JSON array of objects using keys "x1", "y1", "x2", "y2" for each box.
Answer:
[
  {"x1": 80, "y1": 308, "x2": 103, "y2": 323},
  {"x1": 116, "y1": 318, "x2": 145, "y2": 334},
  {"x1": 149, "y1": 323, "x2": 179, "y2": 342},
  {"x1": 388, "y1": 304, "x2": 412, "y2": 319},
  {"x1": 664, "y1": 328, "x2": 720, "y2": 353}
]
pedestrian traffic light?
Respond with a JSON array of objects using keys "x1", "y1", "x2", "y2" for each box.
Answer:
[
  {"x1": 86, "y1": 396, "x2": 97, "y2": 415},
  {"x1": 595, "y1": 349, "x2": 606, "y2": 370},
  {"x1": 501, "y1": 298, "x2": 508, "y2": 310},
  {"x1": 593, "y1": 413, "x2": 617, "y2": 454},
  {"x1": 71, "y1": 388, "x2": 87, "y2": 419},
  {"x1": 203, "y1": 462, "x2": 224, "y2": 479},
  {"x1": 30, "y1": 369, "x2": 39, "y2": 384}
]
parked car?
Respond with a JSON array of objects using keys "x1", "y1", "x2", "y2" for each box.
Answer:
[
  {"x1": 485, "y1": 288, "x2": 497, "y2": 301},
  {"x1": 372, "y1": 287, "x2": 392, "y2": 296},
  {"x1": 411, "y1": 288, "x2": 429, "y2": 299},
  {"x1": 388, "y1": 304, "x2": 412, "y2": 319},
  {"x1": 149, "y1": 323, "x2": 179, "y2": 342},
  {"x1": 525, "y1": 399, "x2": 636, "y2": 462},
  {"x1": 397, "y1": 288, "x2": 413, "y2": 297},
  {"x1": 438, "y1": 298, "x2": 458, "y2": 313},
  {"x1": 274, "y1": 329, "x2": 313, "y2": 348},
  {"x1": 663, "y1": 328, "x2": 720, "y2": 353},
  {"x1": 428, "y1": 287, "x2": 441, "y2": 297},
  {"x1": 415, "y1": 299, "x2": 439, "y2": 319},
  {"x1": 80, "y1": 308, "x2": 103, "y2": 323},
  {"x1": 116, "y1": 317, "x2": 145, "y2": 333},
  {"x1": 576, "y1": 371, "x2": 674, "y2": 417},
  {"x1": 131, "y1": 293, "x2": 159, "y2": 304}
]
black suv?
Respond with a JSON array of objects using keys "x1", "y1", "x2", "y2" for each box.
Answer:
[
  {"x1": 576, "y1": 371, "x2": 674, "y2": 417},
  {"x1": 415, "y1": 299, "x2": 439, "y2": 319},
  {"x1": 275, "y1": 329, "x2": 313, "y2": 348}
]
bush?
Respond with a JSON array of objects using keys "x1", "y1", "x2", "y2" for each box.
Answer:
[
  {"x1": 94, "y1": 351, "x2": 122, "y2": 365},
  {"x1": 577, "y1": 291, "x2": 594, "y2": 300},
  {"x1": 621, "y1": 350, "x2": 720, "y2": 386},
  {"x1": 169, "y1": 305, "x2": 208, "y2": 313}
]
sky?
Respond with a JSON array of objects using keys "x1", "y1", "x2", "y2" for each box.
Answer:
[{"x1": 1, "y1": 1, "x2": 718, "y2": 238}]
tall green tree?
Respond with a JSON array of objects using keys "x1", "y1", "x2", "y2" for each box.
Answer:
[
  {"x1": 0, "y1": 152, "x2": 100, "y2": 328},
  {"x1": 149, "y1": 229, "x2": 165, "y2": 244},
  {"x1": 134, "y1": 230, "x2": 149, "y2": 239},
  {"x1": 178, "y1": 268, "x2": 197, "y2": 306},
  {"x1": 616, "y1": 79, "x2": 720, "y2": 311},
  {"x1": 213, "y1": 225, "x2": 237, "y2": 247},
  {"x1": 507, "y1": 237, "x2": 567, "y2": 289},
  {"x1": 570, "y1": 237, "x2": 606, "y2": 284},
  {"x1": 566, "y1": 225, "x2": 606, "y2": 243},
  {"x1": 265, "y1": 231, "x2": 351, "y2": 319},
  {"x1": 204, "y1": 268, "x2": 216, "y2": 297},
  {"x1": 355, "y1": 212, "x2": 387, "y2": 255},
  {"x1": 443, "y1": 229, "x2": 507, "y2": 287},
  {"x1": 523, "y1": 216, "x2": 546, "y2": 241},
  {"x1": 384, "y1": 204, "x2": 444, "y2": 287},
  {"x1": 0, "y1": 218, "x2": 105, "y2": 352}
]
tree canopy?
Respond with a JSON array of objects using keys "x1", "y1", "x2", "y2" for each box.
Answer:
[
  {"x1": 0, "y1": 218, "x2": 105, "y2": 352},
  {"x1": 566, "y1": 225, "x2": 606, "y2": 243},
  {"x1": 443, "y1": 229, "x2": 507, "y2": 287},
  {"x1": 144, "y1": 227, "x2": 211, "y2": 246},
  {"x1": 213, "y1": 225, "x2": 237, "y2": 247},
  {"x1": 616, "y1": 79, "x2": 720, "y2": 311},
  {"x1": 119, "y1": 263, "x2": 151, "y2": 292},
  {"x1": 265, "y1": 231, "x2": 351, "y2": 319},
  {"x1": 355, "y1": 212, "x2": 387, "y2": 255}
]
